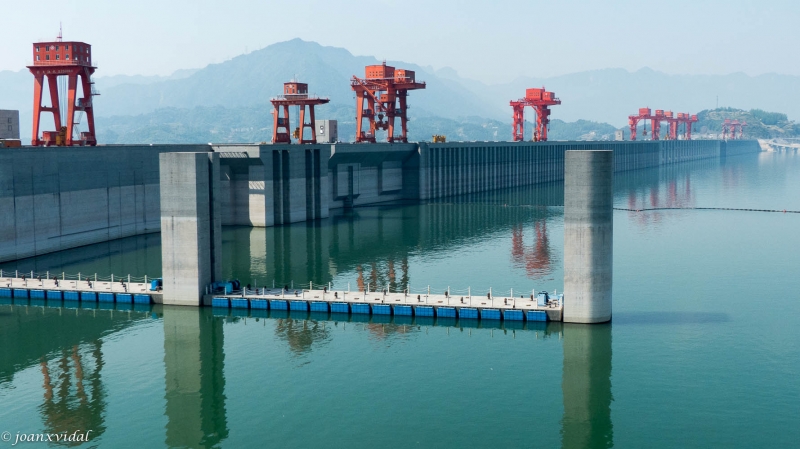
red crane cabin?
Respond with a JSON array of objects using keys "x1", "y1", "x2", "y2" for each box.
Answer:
[{"x1": 28, "y1": 40, "x2": 98, "y2": 146}]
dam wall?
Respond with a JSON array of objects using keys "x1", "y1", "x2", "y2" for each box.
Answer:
[
  {"x1": 419, "y1": 140, "x2": 726, "y2": 200},
  {"x1": 722, "y1": 139, "x2": 762, "y2": 157},
  {"x1": 0, "y1": 144, "x2": 208, "y2": 263},
  {"x1": 0, "y1": 139, "x2": 760, "y2": 263}
]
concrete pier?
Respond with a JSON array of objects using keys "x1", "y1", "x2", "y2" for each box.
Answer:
[
  {"x1": 160, "y1": 153, "x2": 222, "y2": 306},
  {"x1": 563, "y1": 150, "x2": 613, "y2": 323}
]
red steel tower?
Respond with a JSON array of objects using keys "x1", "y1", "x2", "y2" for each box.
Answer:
[
  {"x1": 510, "y1": 88, "x2": 561, "y2": 142},
  {"x1": 28, "y1": 33, "x2": 98, "y2": 146},
  {"x1": 351, "y1": 62, "x2": 426, "y2": 143},
  {"x1": 676, "y1": 113, "x2": 698, "y2": 140},
  {"x1": 270, "y1": 81, "x2": 329, "y2": 144},
  {"x1": 630, "y1": 108, "x2": 697, "y2": 141}
]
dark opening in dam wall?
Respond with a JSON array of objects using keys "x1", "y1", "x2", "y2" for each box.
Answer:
[{"x1": 0, "y1": 140, "x2": 760, "y2": 262}]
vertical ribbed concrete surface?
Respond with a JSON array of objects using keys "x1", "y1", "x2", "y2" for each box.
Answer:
[
  {"x1": 563, "y1": 150, "x2": 613, "y2": 323},
  {"x1": 160, "y1": 153, "x2": 222, "y2": 306}
]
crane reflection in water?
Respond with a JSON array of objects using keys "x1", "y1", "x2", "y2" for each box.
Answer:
[{"x1": 38, "y1": 341, "x2": 106, "y2": 445}]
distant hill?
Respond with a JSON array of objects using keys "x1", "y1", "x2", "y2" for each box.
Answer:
[
  {"x1": 3, "y1": 38, "x2": 800, "y2": 142},
  {"x1": 96, "y1": 105, "x2": 620, "y2": 144},
  {"x1": 693, "y1": 108, "x2": 800, "y2": 139}
]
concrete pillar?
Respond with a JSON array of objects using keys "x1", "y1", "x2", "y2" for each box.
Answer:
[
  {"x1": 160, "y1": 152, "x2": 222, "y2": 306},
  {"x1": 563, "y1": 150, "x2": 613, "y2": 323}
]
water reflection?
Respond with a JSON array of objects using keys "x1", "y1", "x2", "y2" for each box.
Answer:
[
  {"x1": 162, "y1": 307, "x2": 228, "y2": 448},
  {"x1": 0, "y1": 304, "x2": 148, "y2": 444},
  {"x1": 40, "y1": 342, "x2": 106, "y2": 445},
  {"x1": 561, "y1": 323, "x2": 613, "y2": 449},
  {"x1": 273, "y1": 318, "x2": 332, "y2": 354},
  {"x1": 511, "y1": 221, "x2": 555, "y2": 279}
]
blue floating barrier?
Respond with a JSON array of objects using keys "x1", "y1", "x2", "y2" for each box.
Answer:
[
  {"x1": 251, "y1": 309, "x2": 268, "y2": 318},
  {"x1": 269, "y1": 299, "x2": 288, "y2": 310},
  {"x1": 372, "y1": 304, "x2": 391, "y2": 315},
  {"x1": 63, "y1": 291, "x2": 79, "y2": 301},
  {"x1": 116, "y1": 293, "x2": 132, "y2": 303},
  {"x1": 437, "y1": 307, "x2": 456, "y2": 318},
  {"x1": 458, "y1": 307, "x2": 479, "y2": 319},
  {"x1": 393, "y1": 305, "x2": 413, "y2": 316},
  {"x1": 133, "y1": 294, "x2": 151, "y2": 304},
  {"x1": 250, "y1": 299, "x2": 268, "y2": 310},
  {"x1": 330, "y1": 302, "x2": 349, "y2": 314},
  {"x1": 504, "y1": 309, "x2": 524, "y2": 321},
  {"x1": 526, "y1": 310, "x2": 548, "y2": 322},
  {"x1": 29, "y1": 290, "x2": 45, "y2": 299},
  {"x1": 415, "y1": 305, "x2": 434, "y2": 317},
  {"x1": 351, "y1": 303, "x2": 370, "y2": 314},
  {"x1": 80, "y1": 291, "x2": 97, "y2": 302},
  {"x1": 98, "y1": 292, "x2": 115, "y2": 303},
  {"x1": 211, "y1": 298, "x2": 230, "y2": 308},
  {"x1": 0, "y1": 288, "x2": 11, "y2": 298},
  {"x1": 231, "y1": 299, "x2": 249, "y2": 309},
  {"x1": 46, "y1": 290, "x2": 62, "y2": 300},
  {"x1": 13, "y1": 289, "x2": 29, "y2": 298},
  {"x1": 481, "y1": 308, "x2": 501, "y2": 320},
  {"x1": 310, "y1": 301, "x2": 329, "y2": 312},
  {"x1": 290, "y1": 300, "x2": 308, "y2": 312}
]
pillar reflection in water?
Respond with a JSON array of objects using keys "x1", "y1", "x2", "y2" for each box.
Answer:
[
  {"x1": 561, "y1": 323, "x2": 613, "y2": 449},
  {"x1": 163, "y1": 307, "x2": 228, "y2": 448}
]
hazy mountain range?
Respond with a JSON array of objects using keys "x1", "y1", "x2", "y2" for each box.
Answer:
[{"x1": 1, "y1": 38, "x2": 798, "y2": 143}]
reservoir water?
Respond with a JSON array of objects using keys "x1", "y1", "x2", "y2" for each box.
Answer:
[{"x1": 1, "y1": 151, "x2": 798, "y2": 448}]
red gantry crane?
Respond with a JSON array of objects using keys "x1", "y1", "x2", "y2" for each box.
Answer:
[
  {"x1": 721, "y1": 119, "x2": 746, "y2": 140},
  {"x1": 511, "y1": 87, "x2": 561, "y2": 142},
  {"x1": 271, "y1": 81, "x2": 329, "y2": 144},
  {"x1": 28, "y1": 29, "x2": 98, "y2": 146},
  {"x1": 629, "y1": 108, "x2": 697, "y2": 141},
  {"x1": 351, "y1": 62, "x2": 426, "y2": 143}
]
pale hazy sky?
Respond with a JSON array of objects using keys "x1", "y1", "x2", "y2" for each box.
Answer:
[{"x1": 0, "y1": 0, "x2": 796, "y2": 83}]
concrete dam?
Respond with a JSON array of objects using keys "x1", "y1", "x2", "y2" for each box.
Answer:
[{"x1": 0, "y1": 139, "x2": 760, "y2": 263}]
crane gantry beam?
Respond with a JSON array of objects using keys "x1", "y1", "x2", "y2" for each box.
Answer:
[{"x1": 510, "y1": 88, "x2": 561, "y2": 142}]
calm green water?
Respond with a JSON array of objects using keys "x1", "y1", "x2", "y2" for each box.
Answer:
[{"x1": 1, "y1": 152, "x2": 799, "y2": 448}]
